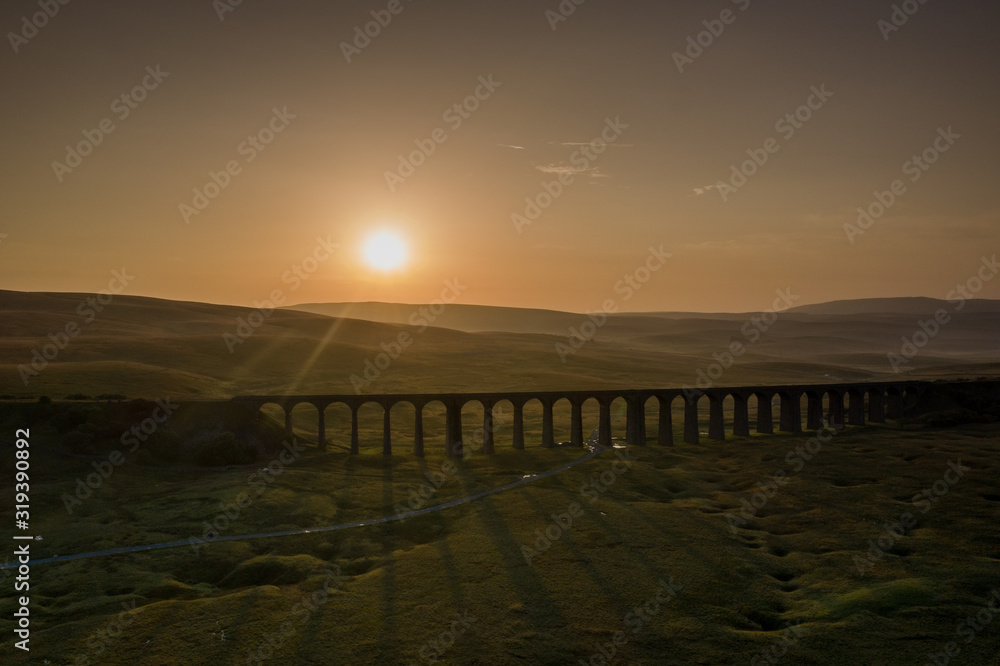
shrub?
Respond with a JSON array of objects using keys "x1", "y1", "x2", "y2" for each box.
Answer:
[
  {"x1": 920, "y1": 409, "x2": 983, "y2": 428},
  {"x1": 190, "y1": 432, "x2": 256, "y2": 467},
  {"x1": 62, "y1": 431, "x2": 94, "y2": 455},
  {"x1": 53, "y1": 407, "x2": 91, "y2": 433},
  {"x1": 147, "y1": 431, "x2": 184, "y2": 464}
]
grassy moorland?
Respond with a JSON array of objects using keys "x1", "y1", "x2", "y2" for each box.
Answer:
[
  {"x1": 0, "y1": 402, "x2": 998, "y2": 665},
  {"x1": 0, "y1": 292, "x2": 999, "y2": 664}
]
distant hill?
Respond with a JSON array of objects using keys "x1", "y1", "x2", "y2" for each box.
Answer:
[
  {"x1": 787, "y1": 297, "x2": 1000, "y2": 316},
  {"x1": 284, "y1": 302, "x2": 587, "y2": 335},
  {"x1": 1, "y1": 290, "x2": 998, "y2": 399},
  {"x1": 288, "y1": 298, "x2": 1000, "y2": 332}
]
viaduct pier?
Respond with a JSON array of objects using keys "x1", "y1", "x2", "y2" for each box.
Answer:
[{"x1": 232, "y1": 381, "x2": 929, "y2": 457}]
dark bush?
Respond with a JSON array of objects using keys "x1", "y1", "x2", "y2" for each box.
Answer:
[
  {"x1": 54, "y1": 407, "x2": 91, "y2": 433},
  {"x1": 191, "y1": 432, "x2": 256, "y2": 467},
  {"x1": 147, "y1": 431, "x2": 184, "y2": 464},
  {"x1": 62, "y1": 430, "x2": 94, "y2": 455},
  {"x1": 920, "y1": 409, "x2": 984, "y2": 428}
]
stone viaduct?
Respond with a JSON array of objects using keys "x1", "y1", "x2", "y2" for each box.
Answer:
[{"x1": 232, "y1": 381, "x2": 928, "y2": 457}]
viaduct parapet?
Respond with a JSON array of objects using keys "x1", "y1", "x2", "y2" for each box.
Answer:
[{"x1": 231, "y1": 381, "x2": 929, "y2": 457}]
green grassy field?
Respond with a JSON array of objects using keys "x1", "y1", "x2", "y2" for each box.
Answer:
[
  {"x1": 1, "y1": 293, "x2": 999, "y2": 664},
  {"x1": 1, "y1": 410, "x2": 999, "y2": 664}
]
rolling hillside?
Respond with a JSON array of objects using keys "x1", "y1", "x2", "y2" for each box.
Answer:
[{"x1": 0, "y1": 291, "x2": 998, "y2": 399}]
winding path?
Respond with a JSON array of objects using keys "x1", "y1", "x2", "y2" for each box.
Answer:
[{"x1": 3, "y1": 447, "x2": 607, "y2": 570}]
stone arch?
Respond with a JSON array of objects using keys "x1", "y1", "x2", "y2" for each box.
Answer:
[
  {"x1": 903, "y1": 385, "x2": 923, "y2": 416},
  {"x1": 580, "y1": 396, "x2": 603, "y2": 446},
  {"x1": 348, "y1": 399, "x2": 386, "y2": 454},
  {"x1": 823, "y1": 388, "x2": 845, "y2": 429},
  {"x1": 845, "y1": 387, "x2": 866, "y2": 426},
  {"x1": 886, "y1": 385, "x2": 905, "y2": 419},
  {"x1": 321, "y1": 400, "x2": 353, "y2": 453},
  {"x1": 256, "y1": 400, "x2": 290, "y2": 437},
  {"x1": 646, "y1": 392, "x2": 675, "y2": 446},
  {"x1": 517, "y1": 397, "x2": 545, "y2": 449},
  {"x1": 384, "y1": 400, "x2": 417, "y2": 456},
  {"x1": 417, "y1": 399, "x2": 448, "y2": 456},
  {"x1": 552, "y1": 397, "x2": 575, "y2": 446},
  {"x1": 459, "y1": 399, "x2": 488, "y2": 456},
  {"x1": 287, "y1": 401, "x2": 322, "y2": 449},
  {"x1": 609, "y1": 394, "x2": 629, "y2": 446},
  {"x1": 489, "y1": 398, "x2": 515, "y2": 452}
]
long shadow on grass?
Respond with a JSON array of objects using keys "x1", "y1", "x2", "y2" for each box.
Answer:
[
  {"x1": 376, "y1": 459, "x2": 402, "y2": 663},
  {"x1": 452, "y1": 466, "x2": 569, "y2": 631},
  {"x1": 414, "y1": 457, "x2": 467, "y2": 609},
  {"x1": 570, "y1": 452, "x2": 751, "y2": 584},
  {"x1": 516, "y1": 486, "x2": 631, "y2": 605}
]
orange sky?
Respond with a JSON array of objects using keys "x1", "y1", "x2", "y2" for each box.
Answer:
[{"x1": 1, "y1": 0, "x2": 998, "y2": 313}]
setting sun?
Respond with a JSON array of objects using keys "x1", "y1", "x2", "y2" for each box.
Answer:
[{"x1": 361, "y1": 231, "x2": 408, "y2": 272}]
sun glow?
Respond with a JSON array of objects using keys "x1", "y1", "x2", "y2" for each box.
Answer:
[{"x1": 362, "y1": 231, "x2": 408, "y2": 272}]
